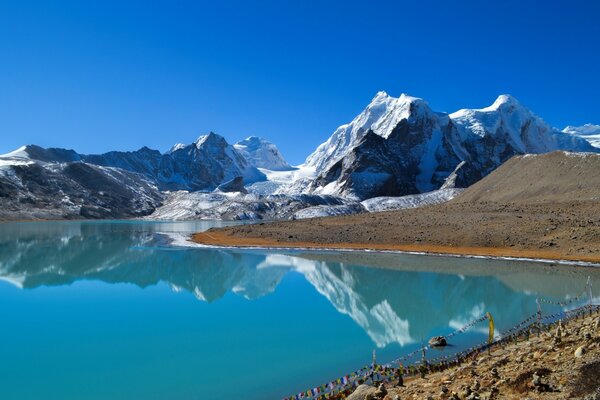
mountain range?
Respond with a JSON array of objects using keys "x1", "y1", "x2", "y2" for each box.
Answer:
[{"x1": 0, "y1": 92, "x2": 598, "y2": 220}]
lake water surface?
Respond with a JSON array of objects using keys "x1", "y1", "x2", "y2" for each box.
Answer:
[{"x1": 1, "y1": 221, "x2": 599, "y2": 400}]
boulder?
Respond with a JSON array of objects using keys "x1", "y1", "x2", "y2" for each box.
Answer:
[
  {"x1": 347, "y1": 384, "x2": 377, "y2": 400},
  {"x1": 428, "y1": 336, "x2": 448, "y2": 347}
]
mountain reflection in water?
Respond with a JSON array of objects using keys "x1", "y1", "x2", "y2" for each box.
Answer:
[{"x1": 1, "y1": 221, "x2": 598, "y2": 350}]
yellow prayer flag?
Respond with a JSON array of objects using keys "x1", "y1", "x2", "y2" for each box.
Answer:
[{"x1": 486, "y1": 312, "x2": 494, "y2": 344}]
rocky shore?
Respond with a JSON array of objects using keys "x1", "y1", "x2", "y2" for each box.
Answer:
[{"x1": 345, "y1": 310, "x2": 600, "y2": 400}]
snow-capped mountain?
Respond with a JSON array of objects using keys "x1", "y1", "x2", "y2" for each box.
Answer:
[
  {"x1": 562, "y1": 124, "x2": 600, "y2": 148},
  {"x1": 84, "y1": 132, "x2": 265, "y2": 191},
  {"x1": 234, "y1": 136, "x2": 292, "y2": 170},
  {"x1": 287, "y1": 92, "x2": 597, "y2": 200},
  {"x1": 1, "y1": 92, "x2": 598, "y2": 221},
  {"x1": 305, "y1": 91, "x2": 411, "y2": 173},
  {"x1": 2, "y1": 132, "x2": 267, "y2": 193}
]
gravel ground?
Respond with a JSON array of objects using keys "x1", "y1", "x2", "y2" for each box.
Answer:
[{"x1": 194, "y1": 201, "x2": 600, "y2": 263}]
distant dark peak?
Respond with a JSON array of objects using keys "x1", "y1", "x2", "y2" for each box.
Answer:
[
  {"x1": 23, "y1": 145, "x2": 81, "y2": 163},
  {"x1": 136, "y1": 146, "x2": 161, "y2": 155}
]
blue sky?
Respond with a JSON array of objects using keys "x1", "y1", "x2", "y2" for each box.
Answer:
[{"x1": 1, "y1": 0, "x2": 599, "y2": 164}]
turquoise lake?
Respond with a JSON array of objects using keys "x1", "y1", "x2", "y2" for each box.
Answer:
[{"x1": 0, "y1": 221, "x2": 599, "y2": 400}]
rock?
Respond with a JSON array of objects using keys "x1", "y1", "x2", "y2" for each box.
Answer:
[
  {"x1": 216, "y1": 176, "x2": 248, "y2": 194},
  {"x1": 490, "y1": 367, "x2": 499, "y2": 377},
  {"x1": 428, "y1": 336, "x2": 447, "y2": 347},
  {"x1": 575, "y1": 345, "x2": 586, "y2": 358},
  {"x1": 531, "y1": 370, "x2": 553, "y2": 393},
  {"x1": 373, "y1": 383, "x2": 387, "y2": 398},
  {"x1": 347, "y1": 385, "x2": 378, "y2": 400},
  {"x1": 554, "y1": 324, "x2": 563, "y2": 342}
]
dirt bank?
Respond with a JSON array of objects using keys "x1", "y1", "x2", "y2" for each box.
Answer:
[{"x1": 192, "y1": 201, "x2": 600, "y2": 263}]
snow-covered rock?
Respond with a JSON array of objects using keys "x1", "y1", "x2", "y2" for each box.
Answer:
[
  {"x1": 216, "y1": 176, "x2": 248, "y2": 194},
  {"x1": 234, "y1": 136, "x2": 292, "y2": 170},
  {"x1": 291, "y1": 203, "x2": 366, "y2": 219},
  {"x1": 361, "y1": 188, "x2": 463, "y2": 212},
  {"x1": 562, "y1": 124, "x2": 600, "y2": 148}
]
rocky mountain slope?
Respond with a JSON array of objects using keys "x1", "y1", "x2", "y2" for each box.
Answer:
[
  {"x1": 3, "y1": 132, "x2": 267, "y2": 192},
  {"x1": 84, "y1": 132, "x2": 265, "y2": 191},
  {"x1": 289, "y1": 93, "x2": 597, "y2": 200},
  {"x1": 0, "y1": 156, "x2": 162, "y2": 220}
]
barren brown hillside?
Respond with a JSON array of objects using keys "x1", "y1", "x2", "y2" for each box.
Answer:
[
  {"x1": 455, "y1": 151, "x2": 600, "y2": 203},
  {"x1": 193, "y1": 152, "x2": 600, "y2": 263}
]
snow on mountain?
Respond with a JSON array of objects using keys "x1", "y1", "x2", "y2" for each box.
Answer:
[
  {"x1": 291, "y1": 203, "x2": 366, "y2": 219},
  {"x1": 2, "y1": 92, "x2": 598, "y2": 221},
  {"x1": 304, "y1": 91, "x2": 428, "y2": 174},
  {"x1": 287, "y1": 92, "x2": 597, "y2": 200},
  {"x1": 450, "y1": 95, "x2": 592, "y2": 154},
  {"x1": 234, "y1": 136, "x2": 291, "y2": 170},
  {"x1": 361, "y1": 188, "x2": 463, "y2": 212},
  {"x1": 174, "y1": 132, "x2": 266, "y2": 187},
  {"x1": 0, "y1": 145, "x2": 30, "y2": 159},
  {"x1": 562, "y1": 124, "x2": 600, "y2": 148},
  {"x1": 147, "y1": 191, "x2": 356, "y2": 221},
  {"x1": 249, "y1": 164, "x2": 316, "y2": 195},
  {"x1": 61, "y1": 132, "x2": 265, "y2": 191},
  {"x1": 0, "y1": 157, "x2": 163, "y2": 220},
  {"x1": 168, "y1": 143, "x2": 187, "y2": 153},
  {"x1": 292, "y1": 92, "x2": 461, "y2": 199}
]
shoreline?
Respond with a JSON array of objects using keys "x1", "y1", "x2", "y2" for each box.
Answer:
[
  {"x1": 308, "y1": 308, "x2": 600, "y2": 400},
  {"x1": 191, "y1": 231, "x2": 600, "y2": 266}
]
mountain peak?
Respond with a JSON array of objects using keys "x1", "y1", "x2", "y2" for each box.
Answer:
[
  {"x1": 563, "y1": 124, "x2": 600, "y2": 136},
  {"x1": 562, "y1": 124, "x2": 600, "y2": 148},
  {"x1": 487, "y1": 94, "x2": 522, "y2": 111},
  {"x1": 368, "y1": 91, "x2": 425, "y2": 108},
  {"x1": 370, "y1": 90, "x2": 390, "y2": 102},
  {"x1": 234, "y1": 136, "x2": 291, "y2": 170},
  {"x1": 195, "y1": 131, "x2": 226, "y2": 148}
]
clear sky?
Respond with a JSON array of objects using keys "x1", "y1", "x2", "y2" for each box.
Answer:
[{"x1": 1, "y1": 0, "x2": 599, "y2": 164}]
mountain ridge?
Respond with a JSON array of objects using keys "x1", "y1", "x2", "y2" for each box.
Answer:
[
  {"x1": 292, "y1": 92, "x2": 597, "y2": 200},
  {"x1": 1, "y1": 91, "x2": 598, "y2": 220}
]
